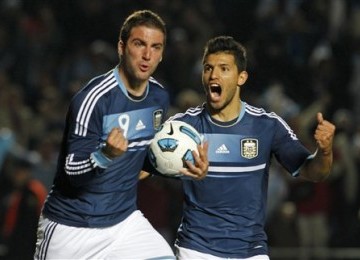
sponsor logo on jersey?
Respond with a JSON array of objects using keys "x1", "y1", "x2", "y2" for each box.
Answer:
[
  {"x1": 241, "y1": 138, "x2": 258, "y2": 159},
  {"x1": 135, "y1": 120, "x2": 146, "y2": 130},
  {"x1": 216, "y1": 144, "x2": 230, "y2": 154},
  {"x1": 153, "y1": 109, "x2": 163, "y2": 130}
]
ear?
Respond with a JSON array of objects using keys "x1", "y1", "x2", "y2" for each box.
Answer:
[
  {"x1": 159, "y1": 57, "x2": 162, "y2": 62},
  {"x1": 118, "y1": 40, "x2": 124, "y2": 56},
  {"x1": 237, "y1": 71, "x2": 248, "y2": 87}
]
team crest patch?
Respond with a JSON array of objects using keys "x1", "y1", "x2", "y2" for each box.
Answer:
[
  {"x1": 241, "y1": 138, "x2": 258, "y2": 159},
  {"x1": 153, "y1": 109, "x2": 163, "y2": 130}
]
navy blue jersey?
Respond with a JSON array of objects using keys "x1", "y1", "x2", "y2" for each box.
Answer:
[
  {"x1": 42, "y1": 66, "x2": 169, "y2": 227},
  {"x1": 172, "y1": 102, "x2": 315, "y2": 258}
]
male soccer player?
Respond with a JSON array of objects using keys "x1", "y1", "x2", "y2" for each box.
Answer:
[
  {"x1": 169, "y1": 36, "x2": 335, "y2": 259},
  {"x1": 34, "y1": 10, "x2": 207, "y2": 259}
]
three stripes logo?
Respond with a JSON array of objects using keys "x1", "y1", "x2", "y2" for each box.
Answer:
[
  {"x1": 135, "y1": 120, "x2": 146, "y2": 130},
  {"x1": 216, "y1": 144, "x2": 230, "y2": 154}
]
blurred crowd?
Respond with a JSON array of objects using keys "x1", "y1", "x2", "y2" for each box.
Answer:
[{"x1": 0, "y1": 0, "x2": 360, "y2": 259}]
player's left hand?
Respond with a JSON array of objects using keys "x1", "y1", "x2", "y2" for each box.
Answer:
[
  {"x1": 180, "y1": 141, "x2": 209, "y2": 180},
  {"x1": 314, "y1": 112, "x2": 336, "y2": 156}
]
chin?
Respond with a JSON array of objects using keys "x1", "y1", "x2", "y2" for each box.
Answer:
[
  {"x1": 207, "y1": 102, "x2": 220, "y2": 111},
  {"x1": 140, "y1": 70, "x2": 154, "y2": 79},
  {"x1": 135, "y1": 73, "x2": 150, "y2": 82}
]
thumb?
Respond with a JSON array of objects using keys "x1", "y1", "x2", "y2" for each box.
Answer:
[{"x1": 317, "y1": 112, "x2": 324, "y2": 124}]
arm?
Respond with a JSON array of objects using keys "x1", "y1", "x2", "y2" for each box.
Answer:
[
  {"x1": 300, "y1": 112, "x2": 336, "y2": 182},
  {"x1": 65, "y1": 86, "x2": 128, "y2": 186}
]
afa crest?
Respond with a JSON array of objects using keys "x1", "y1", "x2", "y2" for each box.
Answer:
[
  {"x1": 241, "y1": 138, "x2": 258, "y2": 159},
  {"x1": 153, "y1": 109, "x2": 163, "y2": 130}
]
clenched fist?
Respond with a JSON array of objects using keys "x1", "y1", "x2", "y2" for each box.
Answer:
[{"x1": 102, "y1": 127, "x2": 129, "y2": 158}]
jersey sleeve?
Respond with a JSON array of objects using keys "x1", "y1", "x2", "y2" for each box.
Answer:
[
  {"x1": 63, "y1": 92, "x2": 110, "y2": 186},
  {"x1": 272, "y1": 117, "x2": 312, "y2": 176}
]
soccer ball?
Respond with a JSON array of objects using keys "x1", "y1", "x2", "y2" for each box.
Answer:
[{"x1": 148, "y1": 120, "x2": 203, "y2": 177}]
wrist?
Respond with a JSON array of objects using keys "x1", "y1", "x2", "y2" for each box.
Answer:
[
  {"x1": 91, "y1": 148, "x2": 113, "y2": 169},
  {"x1": 321, "y1": 149, "x2": 332, "y2": 156},
  {"x1": 101, "y1": 145, "x2": 115, "y2": 159}
]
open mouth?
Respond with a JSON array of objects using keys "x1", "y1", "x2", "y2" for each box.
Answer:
[{"x1": 209, "y1": 84, "x2": 222, "y2": 99}]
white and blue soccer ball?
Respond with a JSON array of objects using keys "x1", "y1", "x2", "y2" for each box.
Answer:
[{"x1": 148, "y1": 120, "x2": 202, "y2": 176}]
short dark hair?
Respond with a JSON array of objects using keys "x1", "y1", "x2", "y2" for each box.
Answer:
[
  {"x1": 202, "y1": 36, "x2": 247, "y2": 71},
  {"x1": 120, "y1": 10, "x2": 166, "y2": 46}
]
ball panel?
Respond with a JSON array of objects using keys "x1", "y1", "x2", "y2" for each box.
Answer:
[
  {"x1": 182, "y1": 149, "x2": 195, "y2": 166},
  {"x1": 157, "y1": 138, "x2": 178, "y2": 152},
  {"x1": 179, "y1": 125, "x2": 202, "y2": 145}
]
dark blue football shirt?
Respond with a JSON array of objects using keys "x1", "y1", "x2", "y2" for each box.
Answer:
[
  {"x1": 42, "y1": 66, "x2": 169, "y2": 227},
  {"x1": 171, "y1": 102, "x2": 315, "y2": 258}
]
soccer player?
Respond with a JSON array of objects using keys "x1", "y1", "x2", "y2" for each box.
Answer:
[
  {"x1": 168, "y1": 36, "x2": 336, "y2": 259},
  {"x1": 34, "y1": 10, "x2": 208, "y2": 259}
]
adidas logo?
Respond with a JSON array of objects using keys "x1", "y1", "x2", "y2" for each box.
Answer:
[
  {"x1": 135, "y1": 120, "x2": 146, "y2": 130},
  {"x1": 216, "y1": 144, "x2": 229, "y2": 154}
]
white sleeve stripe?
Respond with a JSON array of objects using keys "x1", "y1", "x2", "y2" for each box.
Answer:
[
  {"x1": 65, "y1": 167, "x2": 93, "y2": 176},
  {"x1": 81, "y1": 81, "x2": 118, "y2": 136},
  {"x1": 76, "y1": 79, "x2": 116, "y2": 136},
  {"x1": 75, "y1": 75, "x2": 116, "y2": 136},
  {"x1": 167, "y1": 106, "x2": 203, "y2": 121},
  {"x1": 75, "y1": 74, "x2": 114, "y2": 135},
  {"x1": 65, "y1": 154, "x2": 94, "y2": 175},
  {"x1": 291, "y1": 149, "x2": 318, "y2": 177},
  {"x1": 149, "y1": 76, "x2": 164, "y2": 88},
  {"x1": 66, "y1": 154, "x2": 89, "y2": 165},
  {"x1": 245, "y1": 104, "x2": 298, "y2": 140},
  {"x1": 65, "y1": 162, "x2": 92, "y2": 170}
]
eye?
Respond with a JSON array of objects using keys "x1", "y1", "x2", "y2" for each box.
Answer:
[
  {"x1": 203, "y1": 65, "x2": 212, "y2": 72},
  {"x1": 221, "y1": 66, "x2": 229, "y2": 72},
  {"x1": 133, "y1": 40, "x2": 144, "y2": 47},
  {"x1": 153, "y1": 44, "x2": 163, "y2": 51}
]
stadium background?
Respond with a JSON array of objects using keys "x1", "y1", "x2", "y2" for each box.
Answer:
[{"x1": 0, "y1": 0, "x2": 360, "y2": 259}]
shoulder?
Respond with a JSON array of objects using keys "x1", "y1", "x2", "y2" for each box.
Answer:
[
  {"x1": 148, "y1": 77, "x2": 170, "y2": 108},
  {"x1": 169, "y1": 104, "x2": 205, "y2": 121},
  {"x1": 244, "y1": 103, "x2": 270, "y2": 117},
  {"x1": 244, "y1": 102, "x2": 296, "y2": 137},
  {"x1": 149, "y1": 77, "x2": 167, "y2": 92},
  {"x1": 244, "y1": 103, "x2": 284, "y2": 122},
  {"x1": 70, "y1": 70, "x2": 117, "y2": 109}
]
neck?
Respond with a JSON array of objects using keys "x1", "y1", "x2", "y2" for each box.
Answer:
[
  {"x1": 208, "y1": 100, "x2": 241, "y2": 122},
  {"x1": 118, "y1": 67, "x2": 147, "y2": 97}
]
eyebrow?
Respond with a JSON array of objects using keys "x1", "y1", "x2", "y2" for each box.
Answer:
[{"x1": 132, "y1": 38, "x2": 164, "y2": 47}]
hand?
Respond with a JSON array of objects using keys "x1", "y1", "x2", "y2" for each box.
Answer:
[
  {"x1": 139, "y1": 170, "x2": 151, "y2": 180},
  {"x1": 102, "y1": 127, "x2": 128, "y2": 158},
  {"x1": 314, "y1": 112, "x2": 336, "y2": 156},
  {"x1": 179, "y1": 141, "x2": 209, "y2": 180}
]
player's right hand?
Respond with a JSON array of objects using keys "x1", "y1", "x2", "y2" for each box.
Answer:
[
  {"x1": 180, "y1": 141, "x2": 209, "y2": 180},
  {"x1": 102, "y1": 127, "x2": 129, "y2": 158}
]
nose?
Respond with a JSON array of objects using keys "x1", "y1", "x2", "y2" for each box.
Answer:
[
  {"x1": 209, "y1": 67, "x2": 219, "y2": 79},
  {"x1": 142, "y1": 47, "x2": 151, "y2": 60}
]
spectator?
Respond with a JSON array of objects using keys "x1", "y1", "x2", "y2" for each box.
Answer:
[{"x1": 0, "y1": 158, "x2": 47, "y2": 260}]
